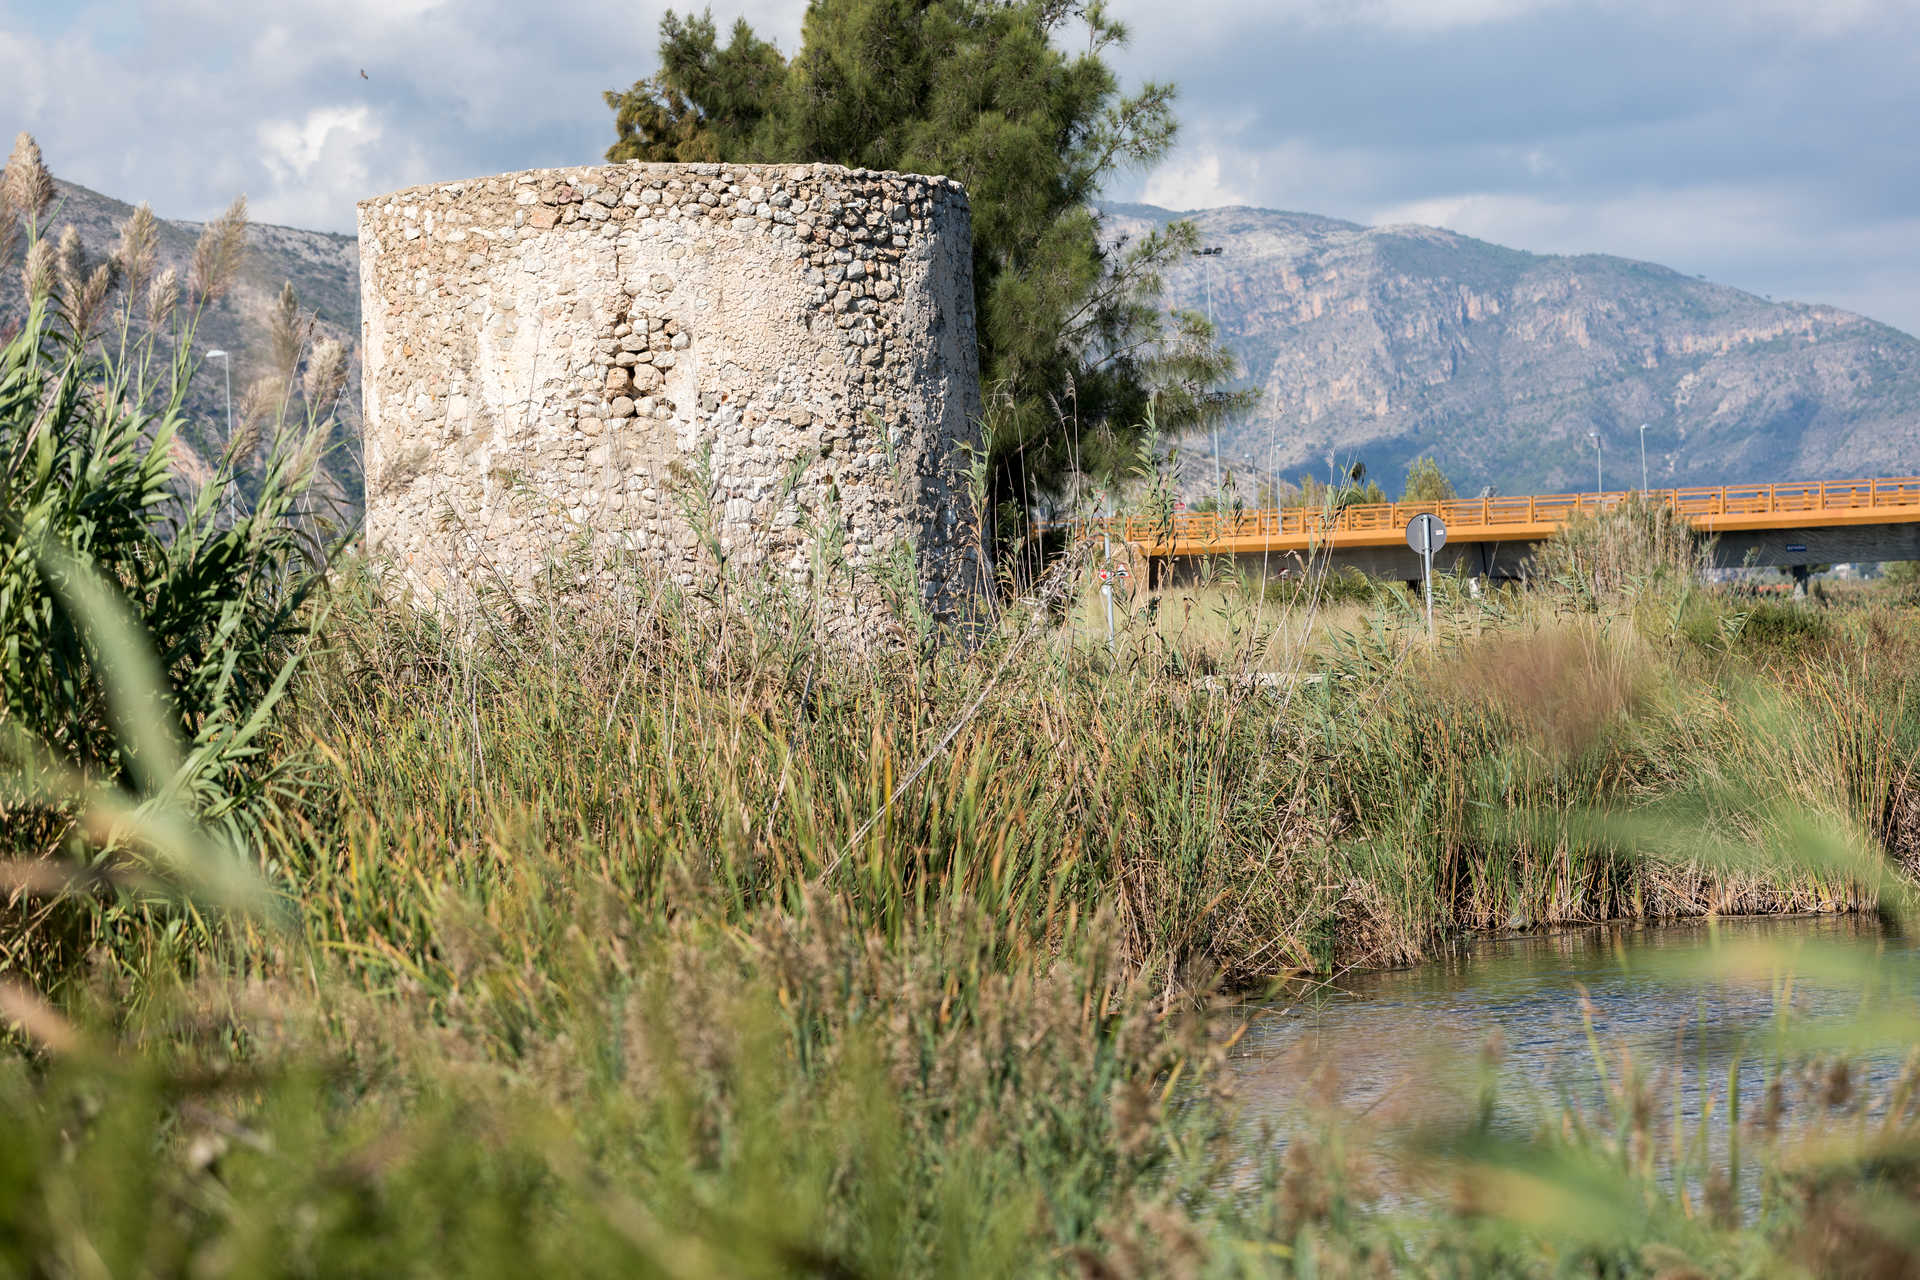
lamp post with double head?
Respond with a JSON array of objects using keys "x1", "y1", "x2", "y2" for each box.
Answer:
[{"x1": 1638, "y1": 422, "x2": 1650, "y2": 493}]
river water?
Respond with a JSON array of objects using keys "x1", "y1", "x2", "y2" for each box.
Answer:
[{"x1": 1231, "y1": 914, "x2": 1918, "y2": 1142}]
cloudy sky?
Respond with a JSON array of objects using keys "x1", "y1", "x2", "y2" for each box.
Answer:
[{"x1": 6, "y1": 0, "x2": 1918, "y2": 332}]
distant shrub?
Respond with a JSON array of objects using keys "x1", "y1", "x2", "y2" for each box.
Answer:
[
  {"x1": 1884, "y1": 559, "x2": 1920, "y2": 603},
  {"x1": 1299, "y1": 472, "x2": 1387, "y2": 509},
  {"x1": 1263, "y1": 563, "x2": 1377, "y2": 606},
  {"x1": 1677, "y1": 596, "x2": 1835, "y2": 658},
  {"x1": 1734, "y1": 599, "x2": 1834, "y2": 656},
  {"x1": 1401, "y1": 454, "x2": 1456, "y2": 504}
]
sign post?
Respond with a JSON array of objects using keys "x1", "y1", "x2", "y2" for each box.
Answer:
[{"x1": 1405, "y1": 513, "x2": 1448, "y2": 638}]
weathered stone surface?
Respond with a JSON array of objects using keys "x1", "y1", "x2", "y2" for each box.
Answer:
[{"x1": 358, "y1": 161, "x2": 984, "y2": 649}]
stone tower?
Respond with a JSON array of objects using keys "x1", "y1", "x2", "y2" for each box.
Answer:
[{"x1": 356, "y1": 161, "x2": 983, "y2": 647}]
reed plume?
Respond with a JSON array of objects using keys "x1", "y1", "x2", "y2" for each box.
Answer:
[
  {"x1": 68, "y1": 262, "x2": 116, "y2": 339},
  {"x1": 303, "y1": 337, "x2": 348, "y2": 416},
  {"x1": 0, "y1": 133, "x2": 55, "y2": 315},
  {"x1": 145, "y1": 266, "x2": 178, "y2": 330},
  {"x1": 114, "y1": 202, "x2": 160, "y2": 298},
  {"x1": 49, "y1": 226, "x2": 116, "y2": 339},
  {"x1": 21, "y1": 238, "x2": 53, "y2": 302},
  {"x1": 53, "y1": 225, "x2": 82, "y2": 298},
  {"x1": 188, "y1": 195, "x2": 248, "y2": 305},
  {"x1": 225, "y1": 376, "x2": 276, "y2": 466},
  {"x1": 267, "y1": 282, "x2": 309, "y2": 392},
  {"x1": 2, "y1": 132, "x2": 55, "y2": 226}
]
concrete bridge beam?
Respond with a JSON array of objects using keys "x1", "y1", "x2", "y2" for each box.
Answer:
[{"x1": 1706, "y1": 524, "x2": 1920, "y2": 570}]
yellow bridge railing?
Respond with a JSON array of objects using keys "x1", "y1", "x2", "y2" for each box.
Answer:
[{"x1": 1050, "y1": 476, "x2": 1920, "y2": 558}]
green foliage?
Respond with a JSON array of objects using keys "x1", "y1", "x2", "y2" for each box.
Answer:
[
  {"x1": 1401, "y1": 453, "x2": 1456, "y2": 504},
  {"x1": 1532, "y1": 491, "x2": 1705, "y2": 602},
  {"x1": 605, "y1": 0, "x2": 1253, "y2": 506},
  {"x1": 0, "y1": 899, "x2": 1226, "y2": 1278},
  {"x1": 0, "y1": 204, "x2": 335, "y2": 986},
  {"x1": 4, "y1": 202, "x2": 1920, "y2": 1274},
  {"x1": 605, "y1": 12, "x2": 785, "y2": 162},
  {"x1": 1885, "y1": 558, "x2": 1920, "y2": 602},
  {"x1": 1730, "y1": 598, "x2": 1835, "y2": 657},
  {"x1": 1262, "y1": 563, "x2": 1378, "y2": 606},
  {"x1": 0, "y1": 305, "x2": 317, "y2": 797}
]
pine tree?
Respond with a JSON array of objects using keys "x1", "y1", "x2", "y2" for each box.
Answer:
[{"x1": 605, "y1": 0, "x2": 1253, "y2": 520}]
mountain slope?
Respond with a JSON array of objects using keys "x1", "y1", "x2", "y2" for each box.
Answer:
[
  {"x1": 14, "y1": 180, "x2": 1914, "y2": 510},
  {"x1": 1, "y1": 180, "x2": 364, "y2": 504},
  {"x1": 1107, "y1": 202, "x2": 1920, "y2": 497}
]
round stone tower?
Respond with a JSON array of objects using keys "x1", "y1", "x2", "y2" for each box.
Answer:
[{"x1": 356, "y1": 161, "x2": 984, "y2": 647}]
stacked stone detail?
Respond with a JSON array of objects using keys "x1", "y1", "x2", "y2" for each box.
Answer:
[{"x1": 357, "y1": 161, "x2": 983, "y2": 646}]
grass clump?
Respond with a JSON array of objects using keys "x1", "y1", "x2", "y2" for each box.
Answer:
[{"x1": 1532, "y1": 491, "x2": 1705, "y2": 601}]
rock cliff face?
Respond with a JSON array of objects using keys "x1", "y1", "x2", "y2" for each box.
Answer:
[{"x1": 1108, "y1": 203, "x2": 1920, "y2": 497}]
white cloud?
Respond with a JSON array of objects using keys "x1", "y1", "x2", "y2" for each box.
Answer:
[
  {"x1": 1317, "y1": 0, "x2": 1565, "y2": 31},
  {"x1": 1368, "y1": 185, "x2": 1805, "y2": 262},
  {"x1": 255, "y1": 105, "x2": 386, "y2": 225},
  {"x1": 260, "y1": 105, "x2": 377, "y2": 182},
  {"x1": 1141, "y1": 150, "x2": 1250, "y2": 211},
  {"x1": 1728, "y1": 0, "x2": 1913, "y2": 36},
  {"x1": 6, "y1": 0, "x2": 810, "y2": 231},
  {"x1": 1105, "y1": 0, "x2": 1920, "y2": 331},
  {"x1": 1361, "y1": 184, "x2": 1920, "y2": 332}
]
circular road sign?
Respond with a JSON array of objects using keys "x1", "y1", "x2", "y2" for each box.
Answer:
[{"x1": 1405, "y1": 513, "x2": 1448, "y2": 555}]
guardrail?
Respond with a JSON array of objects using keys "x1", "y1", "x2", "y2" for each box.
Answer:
[{"x1": 1045, "y1": 477, "x2": 1920, "y2": 556}]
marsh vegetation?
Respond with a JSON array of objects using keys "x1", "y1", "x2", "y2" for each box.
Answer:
[{"x1": 7, "y1": 133, "x2": 1920, "y2": 1277}]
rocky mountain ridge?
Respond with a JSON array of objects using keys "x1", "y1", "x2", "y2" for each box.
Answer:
[
  {"x1": 10, "y1": 179, "x2": 1917, "y2": 511},
  {"x1": 1110, "y1": 201, "x2": 1920, "y2": 498}
]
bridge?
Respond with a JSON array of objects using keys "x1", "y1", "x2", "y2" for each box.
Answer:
[{"x1": 1054, "y1": 476, "x2": 1920, "y2": 583}]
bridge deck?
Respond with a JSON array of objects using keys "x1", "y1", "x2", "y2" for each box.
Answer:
[{"x1": 1058, "y1": 477, "x2": 1920, "y2": 557}]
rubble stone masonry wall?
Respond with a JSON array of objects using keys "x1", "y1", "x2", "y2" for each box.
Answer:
[{"x1": 357, "y1": 161, "x2": 983, "y2": 647}]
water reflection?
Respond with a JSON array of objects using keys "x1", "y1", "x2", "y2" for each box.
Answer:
[{"x1": 1232, "y1": 914, "x2": 1912, "y2": 1138}]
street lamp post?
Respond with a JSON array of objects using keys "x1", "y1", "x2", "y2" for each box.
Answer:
[
  {"x1": 1589, "y1": 430, "x2": 1603, "y2": 501},
  {"x1": 1198, "y1": 246, "x2": 1223, "y2": 496},
  {"x1": 1638, "y1": 422, "x2": 1649, "y2": 492},
  {"x1": 207, "y1": 349, "x2": 233, "y2": 522}
]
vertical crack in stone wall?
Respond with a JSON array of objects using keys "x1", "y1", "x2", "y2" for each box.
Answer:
[{"x1": 357, "y1": 161, "x2": 984, "y2": 649}]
